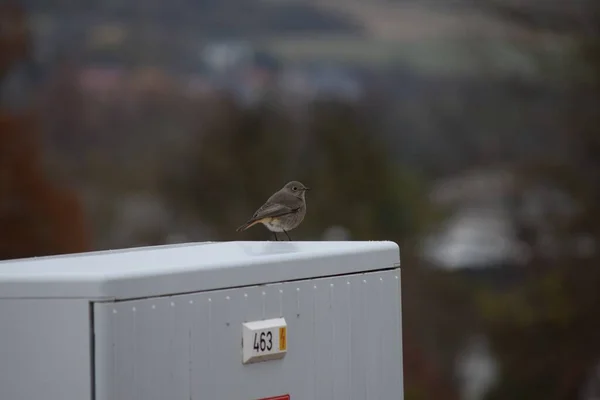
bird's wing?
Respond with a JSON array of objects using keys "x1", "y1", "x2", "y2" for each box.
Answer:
[
  {"x1": 236, "y1": 192, "x2": 303, "y2": 232},
  {"x1": 255, "y1": 190, "x2": 303, "y2": 218},
  {"x1": 236, "y1": 202, "x2": 298, "y2": 231},
  {"x1": 251, "y1": 202, "x2": 298, "y2": 221}
]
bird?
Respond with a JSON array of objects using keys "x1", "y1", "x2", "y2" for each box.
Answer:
[{"x1": 236, "y1": 181, "x2": 310, "y2": 241}]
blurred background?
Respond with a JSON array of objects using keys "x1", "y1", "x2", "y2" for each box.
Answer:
[{"x1": 1, "y1": 0, "x2": 599, "y2": 398}]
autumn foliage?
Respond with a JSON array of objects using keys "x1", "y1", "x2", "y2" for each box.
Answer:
[{"x1": 0, "y1": 2, "x2": 89, "y2": 260}]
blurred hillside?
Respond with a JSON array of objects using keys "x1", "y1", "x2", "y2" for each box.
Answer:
[{"x1": 18, "y1": 0, "x2": 592, "y2": 73}]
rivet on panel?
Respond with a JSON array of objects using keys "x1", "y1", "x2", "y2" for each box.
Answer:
[
  {"x1": 208, "y1": 298, "x2": 212, "y2": 303},
  {"x1": 189, "y1": 300, "x2": 194, "y2": 304},
  {"x1": 395, "y1": 276, "x2": 399, "y2": 280},
  {"x1": 380, "y1": 277, "x2": 383, "y2": 281},
  {"x1": 225, "y1": 296, "x2": 230, "y2": 300},
  {"x1": 244, "y1": 293, "x2": 248, "y2": 298},
  {"x1": 330, "y1": 283, "x2": 334, "y2": 287},
  {"x1": 262, "y1": 291, "x2": 266, "y2": 296},
  {"x1": 363, "y1": 280, "x2": 367, "y2": 284},
  {"x1": 279, "y1": 289, "x2": 283, "y2": 294},
  {"x1": 152, "y1": 305, "x2": 156, "y2": 309},
  {"x1": 313, "y1": 285, "x2": 317, "y2": 289},
  {"x1": 132, "y1": 307, "x2": 136, "y2": 312},
  {"x1": 112, "y1": 309, "x2": 117, "y2": 314},
  {"x1": 347, "y1": 281, "x2": 351, "y2": 285},
  {"x1": 171, "y1": 302, "x2": 175, "y2": 307},
  {"x1": 296, "y1": 288, "x2": 300, "y2": 292}
]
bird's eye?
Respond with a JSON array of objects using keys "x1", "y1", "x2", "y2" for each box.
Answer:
[{"x1": 292, "y1": 186, "x2": 298, "y2": 191}]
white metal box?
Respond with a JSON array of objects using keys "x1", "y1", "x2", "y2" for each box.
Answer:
[{"x1": 0, "y1": 241, "x2": 403, "y2": 400}]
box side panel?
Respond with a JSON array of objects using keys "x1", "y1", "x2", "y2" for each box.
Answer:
[
  {"x1": 397, "y1": 270, "x2": 405, "y2": 398},
  {"x1": 0, "y1": 299, "x2": 92, "y2": 400},
  {"x1": 94, "y1": 268, "x2": 403, "y2": 400}
]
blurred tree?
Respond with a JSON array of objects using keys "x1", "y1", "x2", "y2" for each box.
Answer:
[
  {"x1": 404, "y1": 329, "x2": 461, "y2": 400},
  {"x1": 0, "y1": 1, "x2": 30, "y2": 79},
  {"x1": 161, "y1": 97, "x2": 435, "y2": 244},
  {"x1": 470, "y1": 2, "x2": 600, "y2": 399},
  {"x1": 0, "y1": 1, "x2": 89, "y2": 260},
  {"x1": 303, "y1": 101, "x2": 422, "y2": 240},
  {"x1": 161, "y1": 95, "x2": 293, "y2": 239}
]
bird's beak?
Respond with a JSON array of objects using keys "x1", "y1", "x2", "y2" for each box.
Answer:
[{"x1": 304, "y1": 187, "x2": 311, "y2": 191}]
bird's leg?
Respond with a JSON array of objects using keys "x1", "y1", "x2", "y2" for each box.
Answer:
[
  {"x1": 272, "y1": 231, "x2": 279, "y2": 241},
  {"x1": 283, "y1": 230, "x2": 292, "y2": 241}
]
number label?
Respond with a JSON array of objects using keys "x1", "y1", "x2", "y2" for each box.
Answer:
[
  {"x1": 253, "y1": 331, "x2": 273, "y2": 353},
  {"x1": 242, "y1": 317, "x2": 287, "y2": 364}
]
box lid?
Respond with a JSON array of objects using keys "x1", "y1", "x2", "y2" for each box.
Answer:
[{"x1": 0, "y1": 241, "x2": 400, "y2": 300}]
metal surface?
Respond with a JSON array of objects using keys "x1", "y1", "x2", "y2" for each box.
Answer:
[
  {"x1": 0, "y1": 299, "x2": 92, "y2": 400},
  {"x1": 0, "y1": 241, "x2": 400, "y2": 299},
  {"x1": 94, "y1": 268, "x2": 403, "y2": 400},
  {"x1": 0, "y1": 241, "x2": 403, "y2": 400}
]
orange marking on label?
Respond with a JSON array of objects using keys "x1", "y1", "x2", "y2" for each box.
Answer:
[{"x1": 279, "y1": 327, "x2": 287, "y2": 351}]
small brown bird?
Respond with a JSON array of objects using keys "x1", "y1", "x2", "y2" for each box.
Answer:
[{"x1": 236, "y1": 181, "x2": 310, "y2": 241}]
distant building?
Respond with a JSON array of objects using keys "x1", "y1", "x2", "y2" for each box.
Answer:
[
  {"x1": 201, "y1": 41, "x2": 255, "y2": 73},
  {"x1": 322, "y1": 225, "x2": 351, "y2": 241},
  {"x1": 581, "y1": 360, "x2": 600, "y2": 400},
  {"x1": 422, "y1": 168, "x2": 524, "y2": 269},
  {"x1": 422, "y1": 167, "x2": 582, "y2": 270},
  {"x1": 278, "y1": 62, "x2": 363, "y2": 102},
  {"x1": 455, "y1": 334, "x2": 498, "y2": 400}
]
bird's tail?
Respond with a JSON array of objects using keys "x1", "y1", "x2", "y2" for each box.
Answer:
[{"x1": 236, "y1": 218, "x2": 262, "y2": 232}]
